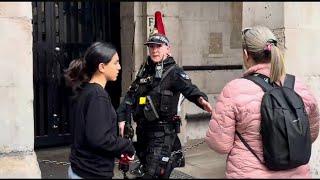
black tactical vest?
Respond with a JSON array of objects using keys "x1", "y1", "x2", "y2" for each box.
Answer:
[{"x1": 133, "y1": 58, "x2": 180, "y2": 123}]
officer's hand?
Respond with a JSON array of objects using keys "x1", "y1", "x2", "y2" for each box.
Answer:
[
  {"x1": 118, "y1": 121, "x2": 125, "y2": 137},
  {"x1": 198, "y1": 96, "x2": 213, "y2": 113}
]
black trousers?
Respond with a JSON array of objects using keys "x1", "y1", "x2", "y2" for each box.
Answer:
[{"x1": 134, "y1": 125, "x2": 184, "y2": 179}]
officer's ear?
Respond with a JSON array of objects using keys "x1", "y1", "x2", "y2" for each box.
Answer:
[{"x1": 166, "y1": 44, "x2": 171, "y2": 56}]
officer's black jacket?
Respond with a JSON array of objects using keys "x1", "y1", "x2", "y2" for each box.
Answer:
[
  {"x1": 117, "y1": 56, "x2": 208, "y2": 124},
  {"x1": 69, "y1": 83, "x2": 135, "y2": 178}
]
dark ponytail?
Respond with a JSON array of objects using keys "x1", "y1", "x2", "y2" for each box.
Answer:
[
  {"x1": 64, "y1": 41, "x2": 117, "y2": 93},
  {"x1": 64, "y1": 58, "x2": 89, "y2": 92}
]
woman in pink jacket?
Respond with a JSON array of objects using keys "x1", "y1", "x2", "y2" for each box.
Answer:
[{"x1": 205, "y1": 25, "x2": 320, "y2": 178}]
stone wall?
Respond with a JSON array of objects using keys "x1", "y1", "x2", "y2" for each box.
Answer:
[
  {"x1": 0, "y1": 2, "x2": 41, "y2": 178},
  {"x1": 120, "y1": 2, "x2": 147, "y2": 96}
]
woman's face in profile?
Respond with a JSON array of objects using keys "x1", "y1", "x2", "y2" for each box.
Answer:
[{"x1": 103, "y1": 53, "x2": 121, "y2": 81}]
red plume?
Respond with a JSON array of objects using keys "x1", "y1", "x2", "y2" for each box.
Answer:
[{"x1": 154, "y1": 11, "x2": 165, "y2": 35}]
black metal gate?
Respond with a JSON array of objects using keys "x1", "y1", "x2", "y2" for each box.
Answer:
[{"x1": 32, "y1": 1, "x2": 121, "y2": 148}]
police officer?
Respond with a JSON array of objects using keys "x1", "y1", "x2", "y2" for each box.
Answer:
[{"x1": 117, "y1": 29, "x2": 212, "y2": 178}]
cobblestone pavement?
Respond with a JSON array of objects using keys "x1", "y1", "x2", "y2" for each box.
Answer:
[
  {"x1": 38, "y1": 158, "x2": 194, "y2": 179},
  {"x1": 36, "y1": 138, "x2": 225, "y2": 179},
  {"x1": 36, "y1": 146, "x2": 194, "y2": 179}
]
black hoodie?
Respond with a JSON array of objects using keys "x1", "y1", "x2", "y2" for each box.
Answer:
[{"x1": 69, "y1": 83, "x2": 135, "y2": 178}]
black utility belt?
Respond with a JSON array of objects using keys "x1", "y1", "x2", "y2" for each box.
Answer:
[
  {"x1": 142, "y1": 122, "x2": 181, "y2": 134},
  {"x1": 143, "y1": 124, "x2": 175, "y2": 131},
  {"x1": 145, "y1": 125, "x2": 176, "y2": 134}
]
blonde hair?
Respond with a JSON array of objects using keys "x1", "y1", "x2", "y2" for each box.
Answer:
[{"x1": 242, "y1": 25, "x2": 285, "y2": 83}]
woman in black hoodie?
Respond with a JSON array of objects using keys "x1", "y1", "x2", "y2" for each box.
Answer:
[{"x1": 64, "y1": 41, "x2": 135, "y2": 178}]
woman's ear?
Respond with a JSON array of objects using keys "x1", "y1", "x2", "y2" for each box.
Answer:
[
  {"x1": 243, "y1": 49, "x2": 249, "y2": 60},
  {"x1": 98, "y1": 62, "x2": 105, "y2": 73}
]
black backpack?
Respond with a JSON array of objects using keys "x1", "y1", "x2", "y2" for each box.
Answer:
[{"x1": 236, "y1": 73, "x2": 312, "y2": 171}]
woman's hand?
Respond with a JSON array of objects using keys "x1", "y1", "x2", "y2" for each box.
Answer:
[
  {"x1": 198, "y1": 96, "x2": 213, "y2": 113},
  {"x1": 118, "y1": 121, "x2": 125, "y2": 137},
  {"x1": 121, "y1": 154, "x2": 135, "y2": 161}
]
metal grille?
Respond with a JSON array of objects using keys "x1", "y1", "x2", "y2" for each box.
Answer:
[{"x1": 32, "y1": 1, "x2": 121, "y2": 148}]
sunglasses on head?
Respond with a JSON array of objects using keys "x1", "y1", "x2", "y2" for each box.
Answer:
[
  {"x1": 241, "y1": 27, "x2": 252, "y2": 49},
  {"x1": 241, "y1": 27, "x2": 252, "y2": 36}
]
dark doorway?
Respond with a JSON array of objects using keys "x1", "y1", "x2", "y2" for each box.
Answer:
[{"x1": 32, "y1": 1, "x2": 121, "y2": 148}]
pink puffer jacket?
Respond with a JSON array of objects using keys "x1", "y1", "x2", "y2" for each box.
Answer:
[{"x1": 205, "y1": 63, "x2": 320, "y2": 178}]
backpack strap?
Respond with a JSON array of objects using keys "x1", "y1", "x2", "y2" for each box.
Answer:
[
  {"x1": 283, "y1": 74, "x2": 295, "y2": 89},
  {"x1": 236, "y1": 131, "x2": 263, "y2": 163},
  {"x1": 243, "y1": 74, "x2": 274, "y2": 92}
]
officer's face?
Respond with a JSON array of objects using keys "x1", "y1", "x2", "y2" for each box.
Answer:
[{"x1": 148, "y1": 43, "x2": 170, "y2": 63}]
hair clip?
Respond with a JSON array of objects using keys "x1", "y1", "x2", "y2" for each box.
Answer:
[{"x1": 264, "y1": 43, "x2": 272, "y2": 51}]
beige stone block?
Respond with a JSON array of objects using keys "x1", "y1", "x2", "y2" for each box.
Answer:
[
  {"x1": 120, "y1": 45, "x2": 134, "y2": 95},
  {"x1": 242, "y1": 2, "x2": 284, "y2": 29},
  {"x1": 0, "y1": 87, "x2": 34, "y2": 152},
  {"x1": 8, "y1": 90, "x2": 33, "y2": 151},
  {"x1": 179, "y1": 2, "x2": 219, "y2": 21},
  {"x1": 284, "y1": 2, "x2": 320, "y2": 29},
  {"x1": 218, "y1": 2, "x2": 232, "y2": 22},
  {"x1": 179, "y1": 2, "x2": 200, "y2": 20},
  {"x1": 0, "y1": 2, "x2": 32, "y2": 19},
  {"x1": 0, "y1": 152, "x2": 41, "y2": 178},
  {"x1": 0, "y1": 18, "x2": 32, "y2": 67},
  {"x1": 209, "y1": 21, "x2": 231, "y2": 45},
  {"x1": 134, "y1": 16, "x2": 147, "y2": 44},
  {"x1": 231, "y1": 2, "x2": 243, "y2": 22},
  {"x1": 284, "y1": 28, "x2": 320, "y2": 76},
  {"x1": 147, "y1": 2, "x2": 179, "y2": 17},
  {"x1": 311, "y1": 139, "x2": 320, "y2": 178},
  {"x1": 134, "y1": 44, "x2": 146, "y2": 73},
  {"x1": 0, "y1": 18, "x2": 33, "y2": 91},
  {"x1": 181, "y1": 93, "x2": 217, "y2": 140},
  {"x1": 120, "y1": 16, "x2": 135, "y2": 47},
  {"x1": 169, "y1": 45, "x2": 180, "y2": 63},
  {"x1": 0, "y1": 87, "x2": 14, "y2": 146},
  {"x1": 146, "y1": 2, "x2": 161, "y2": 15},
  {"x1": 162, "y1": 16, "x2": 180, "y2": 45},
  {"x1": 0, "y1": 17, "x2": 33, "y2": 151},
  {"x1": 181, "y1": 45, "x2": 206, "y2": 66},
  {"x1": 134, "y1": 2, "x2": 145, "y2": 17},
  {"x1": 207, "y1": 56, "x2": 242, "y2": 66},
  {"x1": 230, "y1": 2, "x2": 243, "y2": 49},
  {"x1": 186, "y1": 118, "x2": 211, "y2": 140},
  {"x1": 181, "y1": 19, "x2": 210, "y2": 46},
  {"x1": 230, "y1": 24, "x2": 242, "y2": 49},
  {"x1": 199, "y1": 2, "x2": 219, "y2": 21},
  {"x1": 120, "y1": 2, "x2": 134, "y2": 18},
  {"x1": 187, "y1": 69, "x2": 243, "y2": 94}
]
